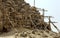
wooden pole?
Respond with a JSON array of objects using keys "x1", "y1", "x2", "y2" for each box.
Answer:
[
  {"x1": 46, "y1": 16, "x2": 60, "y2": 33},
  {"x1": 43, "y1": 16, "x2": 53, "y2": 30},
  {"x1": 48, "y1": 16, "x2": 50, "y2": 26},
  {"x1": 42, "y1": 9, "x2": 45, "y2": 22},
  {"x1": 34, "y1": 0, "x2": 35, "y2": 6},
  {"x1": 42, "y1": 9, "x2": 47, "y2": 22},
  {"x1": 50, "y1": 20, "x2": 60, "y2": 33},
  {"x1": 36, "y1": 8, "x2": 47, "y2": 22}
]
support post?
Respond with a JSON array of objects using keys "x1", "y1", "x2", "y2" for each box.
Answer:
[
  {"x1": 42, "y1": 9, "x2": 47, "y2": 22},
  {"x1": 34, "y1": 0, "x2": 35, "y2": 6}
]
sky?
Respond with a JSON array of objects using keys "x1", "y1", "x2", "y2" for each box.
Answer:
[{"x1": 25, "y1": 0, "x2": 60, "y2": 32}]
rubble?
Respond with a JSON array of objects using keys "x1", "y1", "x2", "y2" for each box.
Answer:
[
  {"x1": 14, "y1": 29, "x2": 60, "y2": 38},
  {"x1": 0, "y1": 0, "x2": 60, "y2": 38},
  {"x1": 0, "y1": 0, "x2": 51, "y2": 32}
]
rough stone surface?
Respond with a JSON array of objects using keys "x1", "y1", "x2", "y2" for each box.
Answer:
[
  {"x1": 0, "y1": 0, "x2": 51, "y2": 32},
  {"x1": 0, "y1": 0, "x2": 60, "y2": 38},
  {"x1": 0, "y1": 29, "x2": 60, "y2": 38}
]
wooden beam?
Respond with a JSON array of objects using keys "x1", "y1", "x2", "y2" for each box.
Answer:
[
  {"x1": 51, "y1": 22, "x2": 60, "y2": 33},
  {"x1": 40, "y1": 15, "x2": 52, "y2": 17},
  {"x1": 37, "y1": 8, "x2": 48, "y2": 22},
  {"x1": 34, "y1": 0, "x2": 35, "y2": 6},
  {"x1": 49, "y1": 19, "x2": 60, "y2": 33},
  {"x1": 50, "y1": 22, "x2": 58, "y2": 23}
]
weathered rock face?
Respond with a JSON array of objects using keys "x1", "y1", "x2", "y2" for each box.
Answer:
[{"x1": 0, "y1": 0, "x2": 51, "y2": 32}]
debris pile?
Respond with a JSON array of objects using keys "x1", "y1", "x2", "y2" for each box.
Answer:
[
  {"x1": 0, "y1": 0, "x2": 60, "y2": 38},
  {"x1": 0, "y1": 0, "x2": 51, "y2": 32},
  {"x1": 14, "y1": 29, "x2": 60, "y2": 38}
]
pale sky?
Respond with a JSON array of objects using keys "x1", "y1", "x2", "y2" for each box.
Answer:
[{"x1": 25, "y1": 0, "x2": 60, "y2": 32}]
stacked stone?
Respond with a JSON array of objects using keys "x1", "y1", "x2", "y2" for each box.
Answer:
[
  {"x1": 14, "y1": 29, "x2": 60, "y2": 38},
  {"x1": 0, "y1": 0, "x2": 51, "y2": 32},
  {"x1": 0, "y1": 0, "x2": 59, "y2": 38}
]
